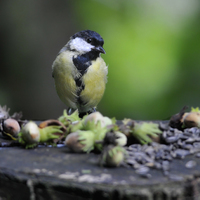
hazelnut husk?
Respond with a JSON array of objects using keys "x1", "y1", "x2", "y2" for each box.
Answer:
[
  {"x1": 39, "y1": 119, "x2": 66, "y2": 142},
  {"x1": 65, "y1": 130, "x2": 95, "y2": 153},
  {"x1": 101, "y1": 145, "x2": 125, "y2": 167}
]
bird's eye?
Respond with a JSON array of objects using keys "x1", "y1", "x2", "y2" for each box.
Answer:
[{"x1": 87, "y1": 38, "x2": 92, "y2": 43}]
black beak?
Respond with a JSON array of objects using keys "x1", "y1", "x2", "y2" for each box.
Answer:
[{"x1": 94, "y1": 46, "x2": 106, "y2": 54}]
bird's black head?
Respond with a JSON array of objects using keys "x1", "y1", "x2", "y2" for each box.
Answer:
[{"x1": 70, "y1": 30, "x2": 106, "y2": 54}]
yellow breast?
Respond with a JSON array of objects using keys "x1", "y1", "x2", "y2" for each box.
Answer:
[
  {"x1": 80, "y1": 57, "x2": 108, "y2": 111},
  {"x1": 52, "y1": 51, "x2": 79, "y2": 109}
]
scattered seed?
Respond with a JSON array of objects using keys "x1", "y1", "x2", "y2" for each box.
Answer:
[
  {"x1": 185, "y1": 138, "x2": 196, "y2": 144},
  {"x1": 185, "y1": 160, "x2": 196, "y2": 168},
  {"x1": 139, "y1": 173, "x2": 151, "y2": 178},
  {"x1": 174, "y1": 149, "x2": 190, "y2": 159},
  {"x1": 181, "y1": 144, "x2": 193, "y2": 150},
  {"x1": 165, "y1": 136, "x2": 179, "y2": 144},
  {"x1": 126, "y1": 125, "x2": 200, "y2": 177},
  {"x1": 163, "y1": 170, "x2": 169, "y2": 176},
  {"x1": 196, "y1": 153, "x2": 200, "y2": 158},
  {"x1": 168, "y1": 174, "x2": 184, "y2": 181},
  {"x1": 162, "y1": 161, "x2": 170, "y2": 171},
  {"x1": 135, "y1": 166, "x2": 150, "y2": 175},
  {"x1": 193, "y1": 142, "x2": 200, "y2": 148}
]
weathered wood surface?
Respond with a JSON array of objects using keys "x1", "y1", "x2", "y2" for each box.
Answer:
[{"x1": 0, "y1": 134, "x2": 200, "y2": 200}]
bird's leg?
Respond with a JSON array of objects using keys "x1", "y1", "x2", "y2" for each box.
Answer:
[{"x1": 79, "y1": 107, "x2": 97, "y2": 118}]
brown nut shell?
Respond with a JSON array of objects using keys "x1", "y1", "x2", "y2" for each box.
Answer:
[
  {"x1": 3, "y1": 118, "x2": 20, "y2": 136},
  {"x1": 65, "y1": 132, "x2": 84, "y2": 153},
  {"x1": 182, "y1": 112, "x2": 200, "y2": 128},
  {"x1": 39, "y1": 119, "x2": 66, "y2": 132}
]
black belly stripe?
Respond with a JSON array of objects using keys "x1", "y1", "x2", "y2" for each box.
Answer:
[
  {"x1": 72, "y1": 51, "x2": 99, "y2": 76},
  {"x1": 72, "y1": 51, "x2": 99, "y2": 106},
  {"x1": 74, "y1": 77, "x2": 82, "y2": 88},
  {"x1": 76, "y1": 84, "x2": 86, "y2": 105}
]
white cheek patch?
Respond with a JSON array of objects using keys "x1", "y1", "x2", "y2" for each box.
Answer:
[{"x1": 70, "y1": 37, "x2": 94, "y2": 53}]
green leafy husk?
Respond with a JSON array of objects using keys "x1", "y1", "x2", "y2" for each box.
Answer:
[
  {"x1": 102, "y1": 145, "x2": 126, "y2": 167},
  {"x1": 18, "y1": 121, "x2": 64, "y2": 148},
  {"x1": 82, "y1": 112, "x2": 113, "y2": 128},
  {"x1": 132, "y1": 122, "x2": 162, "y2": 144},
  {"x1": 69, "y1": 121, "x2": 84, "y2": 133},
  {"x1": 78, "y1": 113, "x2": 115, "y2": 151},
  {"x1": 58, "y1": 109, "x2": 81, "y2": 126},
  {"x1": 63, "y1": 111, "x2": 119, "y2": 152},
  {"x1": 118, "y1": 118, "x2": 134, "y2": 136},
  {"x1": 82, "y1": 120, "x2": 107, "y2": 151},
  {"x1": 107, "y1": 145, "x2": 126, "y2": 158},
  {"x1": 77, "y1": 130, "x2": 95, "y2": 153},
  {"x1": 39, "y1": 125, "x2": 63, "y2": 143},
  {"x1": 191, "y1": 107, "x2": 200, "y2": 112}
]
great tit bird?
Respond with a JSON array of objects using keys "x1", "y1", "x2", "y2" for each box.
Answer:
[{"x1": 52, "y1": 30, "x2": 108, "y2": 116}]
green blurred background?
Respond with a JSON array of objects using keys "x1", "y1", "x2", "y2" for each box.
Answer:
[{"x1": 0, "y1": 0, "x2": 200, "y2": 120}]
